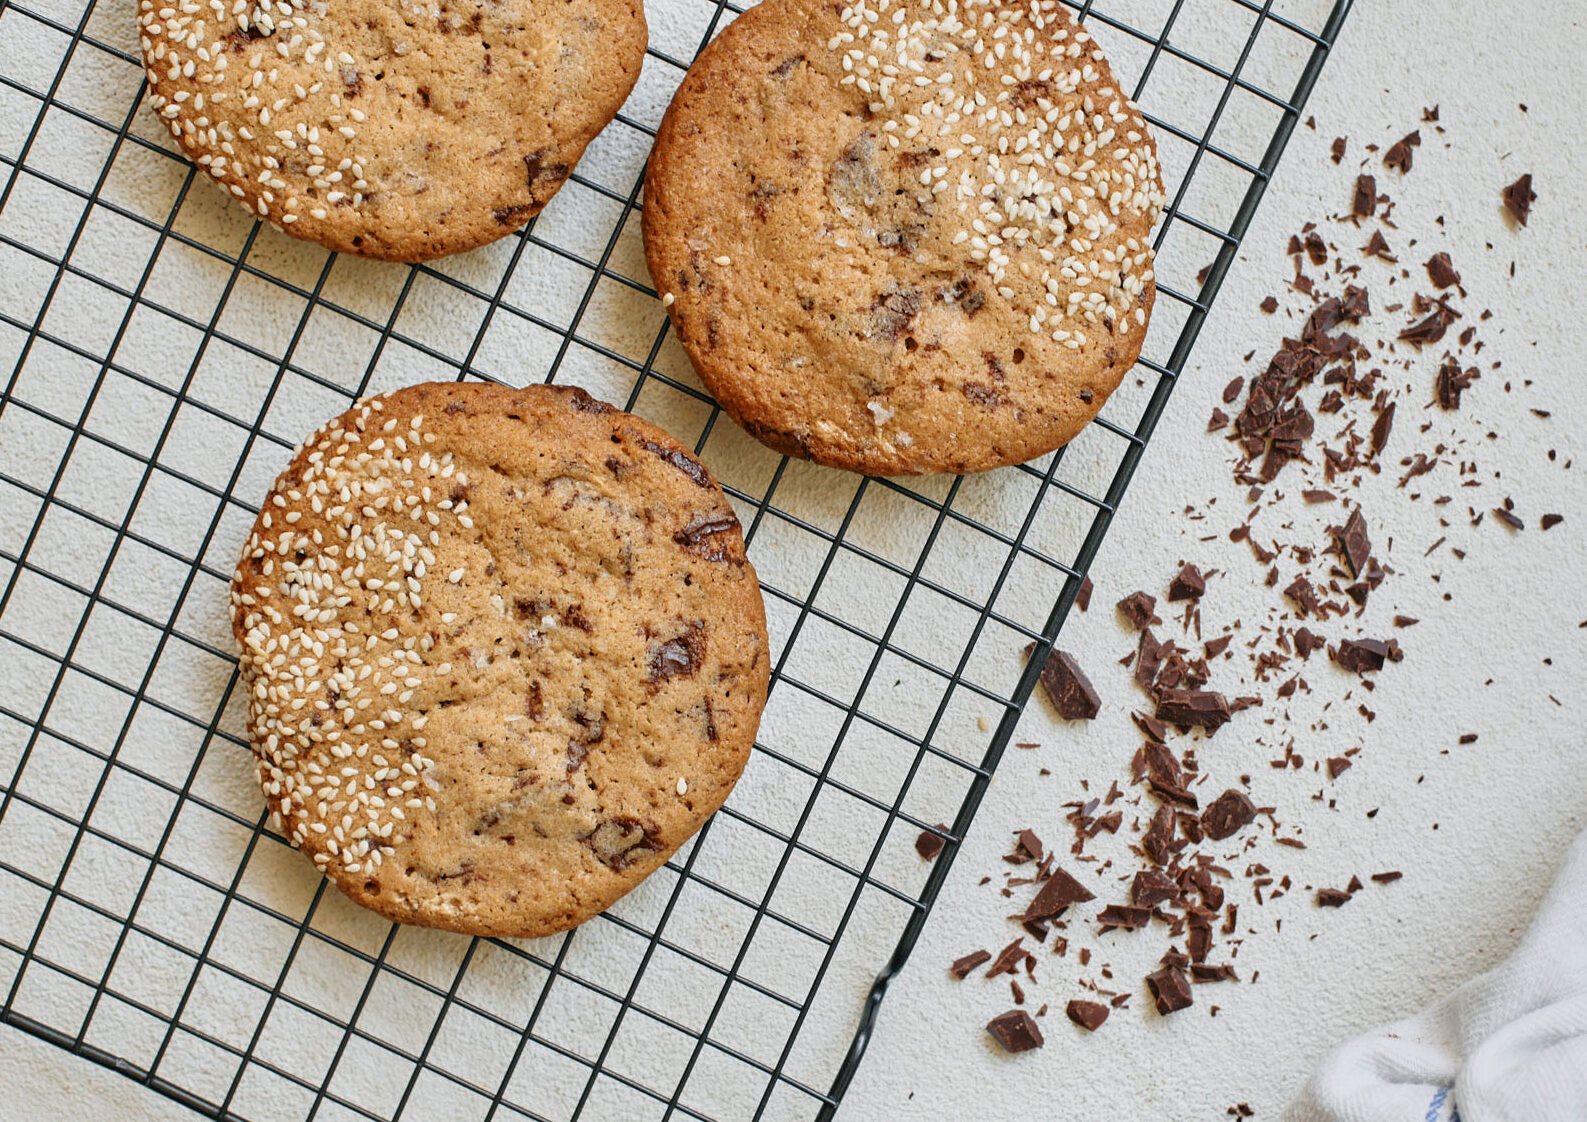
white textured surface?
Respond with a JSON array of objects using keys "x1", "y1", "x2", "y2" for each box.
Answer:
[{"x1": 3, "y1": 1, "x2": 1585, "y2": 1120}]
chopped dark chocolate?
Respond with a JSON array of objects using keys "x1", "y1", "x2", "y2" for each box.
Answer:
[
  {"x1": 1542, "y1": 514, "x2": 1565, "y2": 530},
  {"x1": 1156, "y1": 688, "x2": 1233, "y2": 733},
  {"x1": 1435, "y1": 356, "x2": 1478, "y2": 409},
  {"x1": 1020, "y1": 867, "x2": 1096, "y2": 922},
  {"x1": 1168, "y1": 563, "x2": 1208, "y2": 602},
  {"x1": 1333, "y1": 638, "x2": 1390, "y2": 674},
  {"x1": 1399, "y1": 300, "x2": 1460, "y2": 346},
  {"x1": 1117, "y1": 591, "x2": 1160, "y2": 631},
  {"x1": 986, "y1": 1009, "x2": 1045, "y2": 1053},
  {"x1": 1370, "y1": 402, "x2": 1395, "y2": 457},
  {"x1": 949, "y1": 949, "x2": 992, "y2": 979},
  {"x1": 1425, "y1": 252, "x2": 1461, "y2": 290},
  {"x1": 1492, "y1": 507, "x2": 1524, "y2": 531},
  {"x1": 915, "y1": 827, "x2": 947, "y2": 861},
  {"x1": 1132, "y1": 869, "x2": 1179, "y2": 909},
  {"x1": 1326, "y1": 756, "x2": 1353, "y2": 780},
  {"x1": 1382, "y1": 130, "x2": 1420, "y2": 174},
  {"x1": 1370, "y1": 871, "x2": 1404, "y2": 884},
  {"x1": 1037, "y1": 649, "x2": 1102, "y2": 721},
  {"x1": 1097, "y1": 904, "x2": 1153, "y2": 930},
  {"x1": 1076, "y1": 575, "x2": 1094, "y2": 612},
  {"x1": 1142, "y1": 803, "x2": 1178, "y2": 866},
  {"x1": 1145, "y1": 966, "x2": 1193, "y2": 1015},
  {"x1": 1190, "y1": 964, "x2": 1239, "y2": 983},
  {"x1": 1066, "y1": 1000, "x2": 1110, "y2": 1032},
  {"x1": 1316, "y1": 888, "x2": 1353, "y2": 908},
  {"x1": 1351, "y1": 174, "x2": 1376, "y2": 218},
  {"x1": 1201, "y1": 790, "x2": 1257, "y2": 841},
  {"x1": 1334, "y1": 509, "x2": 1372, "y2": 577},
  {"x1": 986, "y1": 938, "x2": 1027, "y2": 978},
  {"x1": 1363, "y1": 229, "x2": 1393, "y2": 259},
  {"x1": 1330, "y1": 136, "x2": 1347, "y2": 164},
  {"x1": 1502, "y1": 173, "x2": 1535, "y2": 226},
  {"x1": 1260, "y1": 295, "x2": 1279, "y2": 314}
]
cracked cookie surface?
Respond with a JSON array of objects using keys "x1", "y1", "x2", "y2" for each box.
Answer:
[
  {"x1": 230, "y1": 381, "x2": 768, "y2": 937},
  {"x1": 644, "y1": 0, "x2": 1163, "y2": 475},
  {"x1": 141, "y1": 0, "x2": 646, "y2": 260}
]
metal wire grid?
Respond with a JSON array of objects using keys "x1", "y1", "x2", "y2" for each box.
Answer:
[{"x1": 0, "y1": 0, "x2": 1348, "y2": 1117}]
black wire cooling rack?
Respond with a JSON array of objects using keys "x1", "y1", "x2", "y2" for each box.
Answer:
[{"x1": 0, "y1": 0, "x2": 1349, "y2": 1117}]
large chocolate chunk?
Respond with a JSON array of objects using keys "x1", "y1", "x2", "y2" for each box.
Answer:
[
  {"x1": 1118, "y1": 591, "x2": 1160, "y2": 631},
  {"x1": 987, "y1": 1009, "x2": 1045, "y2": 1053},
  {"x1": 1334, "y1": 638, "x2": 1390, "y2": 674},
  {"x1": 1021, "y1": 867, "x2": 1096, "y2": 922},
  {"x1": 1146, "y1": 967, "x2": 1193, "y2": 1015},
  {"x1": 1066, "y1": 1000, "x2": 1110, "y2": 1032},
  {"x1": 1037, "y1": 649, "x2": 1101, "y2": 721},
  {"x1": 1201, "y1": 790, "x2": 1258, "y2": 841},
  {"x1": 1156, "y1": 688, "x2": 1233, "y2": 733}
]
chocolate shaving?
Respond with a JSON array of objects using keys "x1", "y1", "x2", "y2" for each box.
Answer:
[{"x1": 949, "y1": 949, "x2": 991, "y2": 979}]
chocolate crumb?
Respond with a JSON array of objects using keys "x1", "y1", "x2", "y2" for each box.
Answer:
[
  {"x1": 1316, "y1": 888, "x2": 1353, "y2": 908},
  {"x1": 915, "y1": 827, "x2": 948, "y2": 861},
  {"x1": 1370, "y1": 871, "x2": 1403, "y2": 884}
]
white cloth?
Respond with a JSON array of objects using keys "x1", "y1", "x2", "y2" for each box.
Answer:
[{"x1": 1288, "y1": 829, "x2": 1587, "y2": 1122}]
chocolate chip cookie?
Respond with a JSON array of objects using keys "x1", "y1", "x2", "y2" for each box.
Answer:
[
  {"x1": 142, "y1": 0, "x2": 646, "y2": 260},
  {"x1": 644, "y1": 0, "x2": 1164, "y2": 474},
  {"x1": 230, "y1": 381, "x2": 768, "y2": 937}
]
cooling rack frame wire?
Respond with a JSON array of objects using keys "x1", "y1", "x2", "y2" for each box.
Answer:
[{"x1": 0, "y1": 0, "x2": 1351, "y2": 1117}]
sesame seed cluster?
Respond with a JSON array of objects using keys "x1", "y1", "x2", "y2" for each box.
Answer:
[
  {"x1": 644, "y1": 0, "x2": 1165, "y2": 474},
  {"x1": 137, "y1": 0, "x2": 647, "y2": 258},
  {"x1": 827, "y1": 0, "x2": 1165, "y2": 349},
  {"x1": 140, "y1": 0, "x2": 381, "y2": 227},
  {"x1": 232, "y1": 395, "x2": 454, "y2": 878},
  {"x1": 229, "y1": 382, "x2": 769, "y2": 936}
]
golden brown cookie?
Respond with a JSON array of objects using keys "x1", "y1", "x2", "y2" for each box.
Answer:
[
  {"x1": 230, "y1": 382, "x2": 769, "y2": 937},
  {"x1": 643, "y1": 0, "x2": 1164, "y2": 475},
  {"x1": 141, "y1": 0, "x2": 646, "y2": 260}
]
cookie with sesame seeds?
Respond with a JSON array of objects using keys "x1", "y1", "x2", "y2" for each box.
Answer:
[
  {"x1": 643, "y1": 0, "x2": 1164, "y2": 475},
  {"x1": 229, "y1": 381, "x2": 769, "y2": 937},
  {"x1": 139, "y1": 0, "x2": 646, "y2": 261}
]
